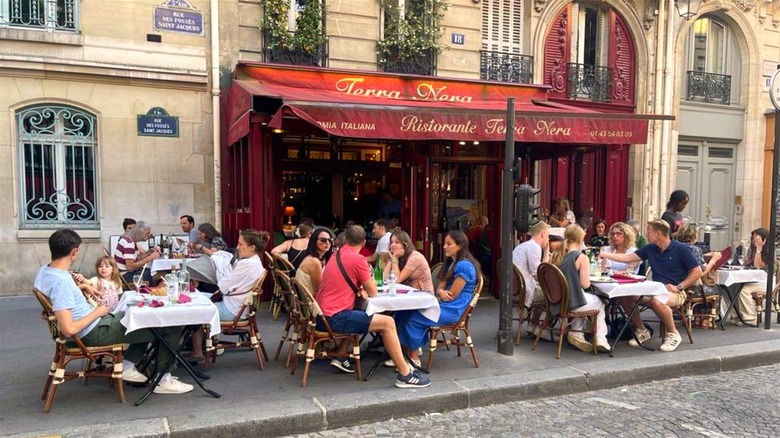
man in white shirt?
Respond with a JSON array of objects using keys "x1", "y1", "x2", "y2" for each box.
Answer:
[
  {"x1": 366, "y1": 219, "x2": 393, "y2": 265},
  {"x1": 512, "y1": 221, "x2": 550, "y2": 307}
]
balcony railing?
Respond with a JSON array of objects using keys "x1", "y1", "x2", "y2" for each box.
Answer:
[
  {"x1": 479, "y1": 50, "x2": 533, "y2": 84},
  {"x1": 378, "y1": 44, "x2": 436, "y2": 76},
  {"x1": 1, "y1": 0, "x2": 79, "y2": 31},
  {"x1": 686, "y1": 71, "x2": 731, "y2": 105},
  {"x1": 566, "y1": 63, "x2": 612, "y2": 102},
  {"x1": 262, "y1": 29, "x2": 328, "y2": 67}
]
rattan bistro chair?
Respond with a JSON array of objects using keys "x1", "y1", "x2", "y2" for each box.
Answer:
[
  {"x1": 430, "y1": 262, "x2": 444, "y2": 291},
  {"x1": 273, "y1": 270, "x2": 303, "y2": 368},
  {"x1": 288, "y1": 279, "x2": 362, "y2": 387},
  {"x1": 33, "y1": 288, "x2": 125, "y2": 413},
  {"x1": 271, "y1": 254, "x2": 295, "y2": 320},
  {"x1": 532, "y1": 263, "x2": 599, "y2": 359},
  {"x1": 204, "y1": 271, "x2": 269, "y2": 371},
  {"x1": 426, "y1": 274, "x2": 484, "y2": 369}
]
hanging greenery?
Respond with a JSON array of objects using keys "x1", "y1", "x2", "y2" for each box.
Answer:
[
  {"x1": 376, "y1": 0, "x2": 448, "y2": 64},
  {"x1": 262, "y1": 0, "x2": 326, "y2": 53}
]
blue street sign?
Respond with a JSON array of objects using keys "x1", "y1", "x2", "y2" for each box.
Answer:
[{"x1": 137, "y1": 107, "x2": 179, "y2": 137}]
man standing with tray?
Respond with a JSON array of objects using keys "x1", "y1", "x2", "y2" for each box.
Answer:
[{"x1": 600, "y1": 220, "x2": 702, "y2": 352}]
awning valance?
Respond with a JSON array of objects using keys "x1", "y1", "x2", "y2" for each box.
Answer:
[{"x1": 231, "y1": 64, "x2": 668, "y2": 144}]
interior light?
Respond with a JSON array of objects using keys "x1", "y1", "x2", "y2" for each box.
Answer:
[
  {"x1": 458, "y1": 141, "x2": 466, "y2": 145},
  {"x1": 273, "y1": 128, "x2": 284, "y2": 134},
  {"x1": 473, "y1": 141, "x2": 480, "y2": 145}
]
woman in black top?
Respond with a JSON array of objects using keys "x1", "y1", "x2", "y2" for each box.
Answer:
[
  {"x1": 588, "y1": 218, "x2": 609, "y2": 248},
  {"x1": 271, "y1": 222, "x2": 315, "y2": 270},
  {"x1": 661, "y1": 190, "x2": 689, "y2": 239}
]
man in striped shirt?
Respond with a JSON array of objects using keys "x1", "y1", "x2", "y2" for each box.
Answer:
[{"x1": 115, "y1": 220, "x2": 160, "y2": 283}]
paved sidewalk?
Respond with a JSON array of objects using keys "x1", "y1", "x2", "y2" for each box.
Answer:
[{"x1": 1, "y1": 294, "x2": 778, "y2": 437}]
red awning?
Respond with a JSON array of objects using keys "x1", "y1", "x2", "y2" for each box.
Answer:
[{"x1": 233, "y1": 64, "x2": 667, "y2": 144}]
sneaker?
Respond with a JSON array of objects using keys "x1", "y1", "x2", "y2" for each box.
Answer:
[
  {"x1": 409, "y1": 357, "x2": 422, "y2": 368},
  {"x1": 153, "y1": 374, "x2": 194, "y2": 394},
  {"x1": 330, "y1": 358, "x2": 355, "y2": 374},
  {"x1": 627, "y1": 328, "x2": 651, "y2": 347},
  {"x1": 122, "y1": 366, "x2": 148, "y2": 383},
  {"x1": 567, "y1": 334, "x2": 593, "y2": 353},
  {"x1": 596, "y1": 339, "x2": 612, "y2": 353},
  {"x1": 395, "y1": 370, "x2": 431, "y2": 389},
  {"x1": 659, "y1": 332, "x2": 682, "y2": 352},
  {"x1": 383, "y1": 358, "x2": 395, "y2": 367}
]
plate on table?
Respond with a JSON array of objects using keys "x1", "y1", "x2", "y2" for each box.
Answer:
[
  {"x1": 590, "y1": 277, "x2": 616, "y2": 283},
  {"x1": 720, "y1": 265, "x2": 743, "y2": 271}
]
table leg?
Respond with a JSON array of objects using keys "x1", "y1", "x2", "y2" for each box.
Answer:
[
  {"x1": 134, "y1": 327, "x2": 221, "y2": 406},
  {"x1": 363, "y1": 348, "x2": 386, "y2": 382},
  {"x1": 718, "y1": 284, "x2": 746, "y2": 330},
  {"x1": 609, "y1": 295, "x2": 654, "y2": 357}
]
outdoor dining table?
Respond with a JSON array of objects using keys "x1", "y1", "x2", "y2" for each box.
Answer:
[
  {"x1": 716, "y1": 268, "x2": 768, "y2": 329},
  {"x1": 115, "y1": 290, "x2": 222, "y2": 405},
  {"x1": 363, "y1": 287, "x2": 440, "y2": 381},
  {"x1": 149, "y1": 258, "x2": 197, "y2": 275},
  {"x1": 591, "y1": 278, "x2": 668, "y2": 357}
]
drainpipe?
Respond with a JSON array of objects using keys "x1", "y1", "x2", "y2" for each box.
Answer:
[
  {"x1": 660, "y1": 0, "x2": 677, "y2": 205},
  {"x1": 211, "y1": 0, "x2": 222, "y2": 230},
  {"x1": 649, "y1": 0, "x2": 666, "y2": 221}
]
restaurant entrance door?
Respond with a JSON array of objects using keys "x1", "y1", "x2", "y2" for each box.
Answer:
[{"x1": 410, "y1": 154, "x2": 502, "y2": 282}]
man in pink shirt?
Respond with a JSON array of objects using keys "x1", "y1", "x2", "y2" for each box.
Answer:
[{"x1": 316, "y1": 225, "x2": 430, "y2": 388}]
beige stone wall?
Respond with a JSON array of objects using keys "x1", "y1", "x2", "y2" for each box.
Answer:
[{"x1": 0, "y1": 0, "x2": 214, "y2": 295}]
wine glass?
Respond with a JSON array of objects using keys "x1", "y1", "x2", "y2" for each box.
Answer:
[{"x1": 132, "y1": 275, "x2": 142, "y2": 290}]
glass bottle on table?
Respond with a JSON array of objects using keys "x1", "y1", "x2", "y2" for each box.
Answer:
[
  {"x1": 387, "y1": 268, "x2": 397, "y2": 296},
  {"x1": 179, "y1": 258, "x2": 190, "y2": 294},
  {"x1": 374, "y1": 257, "x2": 384, "y2": 288}
]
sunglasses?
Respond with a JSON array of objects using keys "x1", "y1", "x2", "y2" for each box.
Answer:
[
  {"x1": 317, "y1": 238, "x2": 333, "y2": 244},
  {"x1": 611, "y1": 231, "x2": 624, "y2": 236}
]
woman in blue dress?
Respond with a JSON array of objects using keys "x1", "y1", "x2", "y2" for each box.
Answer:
[{"x1": 397, "y1": 230, "x2": 481, "y2": 366}]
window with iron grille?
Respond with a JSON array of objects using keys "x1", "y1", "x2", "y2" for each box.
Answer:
[
  {"x1": 17, "y1": 105, "x2": 99, "y2": 229},
  {"x1": 0, "y1": 0, "x2": 79, "y2": 31}
]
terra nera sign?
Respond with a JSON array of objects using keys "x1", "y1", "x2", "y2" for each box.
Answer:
[
  {"x1": 137, "y1": 107, "x2": 179, "y2": 137},
  {"x1": 154, "y1": 0, "x2": 204, "y2": 36}
]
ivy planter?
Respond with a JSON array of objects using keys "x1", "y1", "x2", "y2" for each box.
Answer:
[{"x1": 378, "y1": 44, "x2": 437, "y2": 76}]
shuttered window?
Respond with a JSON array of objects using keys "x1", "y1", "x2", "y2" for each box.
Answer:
[{"x1": 481, "y1": 0, "x2": 523, "y2": 53}]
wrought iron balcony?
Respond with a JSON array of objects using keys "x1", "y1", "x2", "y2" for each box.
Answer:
[
  {"x1": 566, "y1": 63, "x2": 612, "y2": 102},
  {"x1": 480, "y1": 50, "x2": 533, "y2": 84},
  {"x1": 262, "y1": 29, "x2": 328, "y2": 67},
  {"x1": 686, "y1": 71, "x2": 731, "y2": 105},
  {"x1": 378, "y1": 44, "x2": 436, "y2": 76},
  {"x1": 2, "y1": 0, "x2": 79, "y2": 31}
]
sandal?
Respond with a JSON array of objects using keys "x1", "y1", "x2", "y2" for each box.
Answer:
[{"x1": 185, "y1": 354, "x2": 205, "y2": 363}]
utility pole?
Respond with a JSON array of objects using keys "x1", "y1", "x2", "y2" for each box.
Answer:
[{"x1": 497, "y1": 98, "x2": 515, "y2": 355}]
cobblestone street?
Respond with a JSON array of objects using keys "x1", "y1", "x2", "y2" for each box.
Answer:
[{"x1": 291, "y1": 364, "x2": 780, "y2": 438}]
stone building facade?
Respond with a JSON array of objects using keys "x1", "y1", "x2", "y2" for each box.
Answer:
[
  {"x1": 0, "y1": 0, "x2": 216, "y2": 295},
  {"x1": 1, "y1": 0, "x2": 777, "y2": 295}
]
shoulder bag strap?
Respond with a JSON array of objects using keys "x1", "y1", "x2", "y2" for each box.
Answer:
[{"x1": 335, "y1": 251, "x2": 360, "y2": 295}]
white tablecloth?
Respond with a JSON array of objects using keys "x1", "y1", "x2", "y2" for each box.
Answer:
[
  {"x1": 366, "y1": 290, "x2": 441, "y2": 322},
  {"x1": 592, "y1": 280, "x2": 670, "y2": 303},
  {"x1": 717, "y1": 269, "x2": 767, "y2": 287},
  {"x1": 150, "y1": 258, "x2": 198, "y2": 274},
  {"x1": 116, "y1": 291, "x2": 221, "y2": 335}
]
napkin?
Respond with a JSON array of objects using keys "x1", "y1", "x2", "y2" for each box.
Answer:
[
  {"x1": 149, "y1": 300, "x2": 165, "y2": 308},
  {"x1": 177, "y1": 293, "x2": 192, "y2": 304},
  {"x1": 137, "y1": 285, "x2": 153, "y2": 294},
  {"x1": 610, "y1": 273, "x2": 641, "y2": 284}
]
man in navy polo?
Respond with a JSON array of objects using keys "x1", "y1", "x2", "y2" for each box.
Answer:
[{"x1": 600, "y1": 220, "x2": 701, "y2": 352}]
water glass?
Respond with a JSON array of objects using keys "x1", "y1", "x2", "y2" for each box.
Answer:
[{"x1": 133, "y1": 275, "x2": 142, "y2": 289}]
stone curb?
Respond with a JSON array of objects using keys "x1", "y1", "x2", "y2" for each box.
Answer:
[{"x1": 10, "y1": 338, "x2": 780, "y2": 438}]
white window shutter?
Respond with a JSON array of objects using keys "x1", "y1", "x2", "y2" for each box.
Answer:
[{"x1": 481, "y1": 0, "x2": 523, "y2": 53}]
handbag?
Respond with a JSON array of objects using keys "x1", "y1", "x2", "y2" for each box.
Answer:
[
  {"x1": 210, "y1": 291, "x2": 224, "y2": 303},
  {"x1": 335, "y1": 251, "x2": 367, "y2": 311}
]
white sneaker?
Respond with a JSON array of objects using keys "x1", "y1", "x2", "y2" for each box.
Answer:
[
  {"x1": 567, "y1": 334, "x2": 593, "y2": 352},
  {"x1": 596, "y1": 339, "x2": 612, "y2": 353},
  {"x1": 627, "y1": 328, "x2": 651, "y2": 347},
  {"x1": 122, "y1": 366, "x2": 147, "y2": 383},
  {"x1": 153, "y1": 374, "x2": 194, "y2": 394},
  {"x1": 659, "y1": 332, "x2": 682, "y2": 352}
]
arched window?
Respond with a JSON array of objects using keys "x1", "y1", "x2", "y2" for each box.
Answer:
[
  {"x1": 17, "y1": 105, "x2": 99, "y2": 229},
  {"x1": 684, "y1": 15, "x2": 741, "y2": 105}
]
